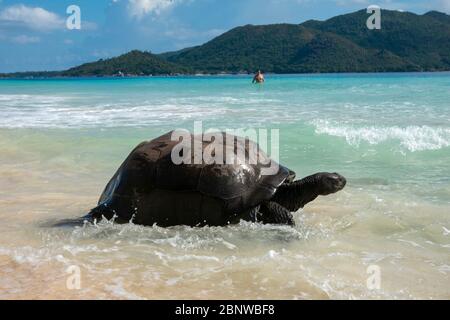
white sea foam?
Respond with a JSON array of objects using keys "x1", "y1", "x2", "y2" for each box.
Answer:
[
  {"x1": 0, "y1": 94, "x2": 66, "y2": 101},
  {"x1": 0, "y1": 102, "x2": 231, "y2": 128},
  {"x1": 311, "y1": 119, "x2": 450, "y2": 152},
  {"x1": 105, "y1": 278, "x2": 146, "y2": 300},
  {"x1": 0, "y1": 94, "x2": 290, "y2": 128}
]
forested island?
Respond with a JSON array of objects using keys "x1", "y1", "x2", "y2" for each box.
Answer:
[{"x1": 1, "y1": 9, "x2": 449, "y2": 77}]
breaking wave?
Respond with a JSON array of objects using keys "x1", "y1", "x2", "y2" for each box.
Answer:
[
  {"x1": 311, "y1": 119, "x2": 450, "y2": 152},
  {"x1": 0, "y1": 94, "x2": 292, "y2": 129}
]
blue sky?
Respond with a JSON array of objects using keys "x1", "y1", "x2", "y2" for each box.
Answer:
[{"x1": 1, "y1": 0, "x2": 449, "y2": 72}]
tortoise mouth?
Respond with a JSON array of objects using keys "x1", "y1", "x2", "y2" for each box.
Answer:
[{"x1": 333, "y1": 173, "x2": 346, "y2": 191}]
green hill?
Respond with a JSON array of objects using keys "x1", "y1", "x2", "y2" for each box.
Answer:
[
  {"x1": 2, "y1": 9, "x2": 449, "y2": 77},
  {"x1": 62, "y1": 50, "x2": 189, "y2": 76},
  {"x1": 164, "y1": 9, "x2": 450, "y2": 73},
  {"x1": 302, "y1": 9, "x2": 450, "y2": 71},
  {"x1": 163, "y1": 24, "x2": 317, "y2": 73},
  {"x1": 286, "y1": 32, "x2": 416, "y2": 73}
]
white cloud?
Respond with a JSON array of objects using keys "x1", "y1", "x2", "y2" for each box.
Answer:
[
  {"x1": 0, "y1": 4, "x2": 64, "y2": 31},
  {"x1": 128, "y1": 0, "x2": 181, "y2": 18},
  {"x1": 11, "y1": 34, "x2": 40, "y2": 44}
]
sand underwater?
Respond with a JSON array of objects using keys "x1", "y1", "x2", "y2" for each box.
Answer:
[{"x1": 0, "y1": 74, "x2": 449, "y2": 299}]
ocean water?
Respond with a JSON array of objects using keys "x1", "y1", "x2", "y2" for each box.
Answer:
[{"x1": 0, "y1": 74, "x2": 449, "y2": 299}]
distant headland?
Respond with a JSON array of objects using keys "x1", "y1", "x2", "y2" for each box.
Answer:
[{"x1": 1, "y1": 9, "x2": 449, "y2": 78}]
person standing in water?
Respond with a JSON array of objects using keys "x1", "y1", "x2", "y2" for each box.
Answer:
[{"x1": 252, "y1": 70, "x2": 265, "y2": 84}]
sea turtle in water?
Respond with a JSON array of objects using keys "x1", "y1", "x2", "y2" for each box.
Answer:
[{"x1": 71, "y1": 131, "x2": 346, "y2": 227}]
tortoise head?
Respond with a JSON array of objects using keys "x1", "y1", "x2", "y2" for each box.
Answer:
[{"x1": 316, "y1": 172, "x2": 346, "y2": 195}]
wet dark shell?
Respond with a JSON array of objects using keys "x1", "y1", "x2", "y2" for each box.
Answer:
[{"x1": 97, "y1": 131, "x2": 290, "y2": 226}]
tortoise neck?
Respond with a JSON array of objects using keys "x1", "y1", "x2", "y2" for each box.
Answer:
[{"x1": 272, "y1": 174, "x2": 321, "y2": 212}]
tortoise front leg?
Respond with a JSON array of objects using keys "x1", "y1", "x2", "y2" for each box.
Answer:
[
  {"x1": 237, "y1": 202, "x2": 294, "y2": 226},
  {"x1": 258, "y1": 202, "x2": 295, "y2": 226}
]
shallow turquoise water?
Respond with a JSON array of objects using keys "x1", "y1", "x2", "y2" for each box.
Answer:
[
  {"x1": 1, "y1": 74, "x2": 449, "y2": 202},
  {"x1": 0, "y1": 74, "x2": 449, "y2": 299}
]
